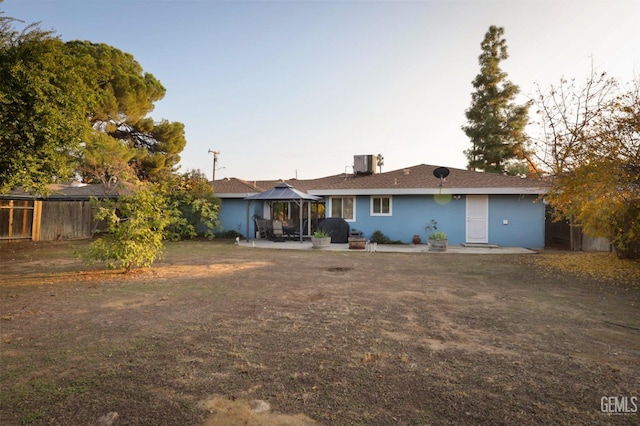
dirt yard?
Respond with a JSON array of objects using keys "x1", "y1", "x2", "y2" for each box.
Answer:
[{"x1": 1, "y1": 240, "x2": 639, "y2": 425}]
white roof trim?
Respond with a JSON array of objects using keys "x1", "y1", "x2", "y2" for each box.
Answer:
[{"x1": 309, "y1": 187, "x2": 548, "y2": 196}]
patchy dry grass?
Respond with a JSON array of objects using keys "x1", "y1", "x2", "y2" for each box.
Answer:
[
  {"x1": 530, "y1": 251, "x2": 640, "y2": 287},
  {"x1": 1, "y1": 241, "x2": 639, "y2": 425}
]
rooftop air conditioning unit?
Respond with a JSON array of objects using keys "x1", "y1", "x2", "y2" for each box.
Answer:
[{"x1": 353, "y1": 155, "x2": 376, "y2": 175}]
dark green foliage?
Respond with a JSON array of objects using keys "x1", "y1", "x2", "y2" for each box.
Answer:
[
  {"x1": 214, "y1": 230, "x2": 243, "y2": 239},
  {"x1": 370, "y1": 230, "x2": 391, "y2": 244},
  {"x1": 462, "y1": 26, "x2": 532, "y2": 176},
  {"x1": 369, "y1": 230, "x2": 404, "y2": 245},
  {"x1": 63, "y1": 41, "x2": 165, "y2": 124},
  {"x1": 160, "y1": 170, "x2": 221, "y2": 241},
  {"x1": 0, "y1": 12, "x2": 187, "y2": 193},
  {"x1": 0, "y1": 22, "x2": 93, "y2": 193},
  {"x1": 65, "y1": 41, "x2": 186, "y2": 182},
  {"x1": 135, "y1": 119, "x2": 187, "y2": 181}
]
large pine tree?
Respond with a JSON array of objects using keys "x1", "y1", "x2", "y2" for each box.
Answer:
[
  {"x1": 65, "y1": 41, "x2": 186, "y2": 182},
  {"x1": 0, "y1": 8, "x2": 187, "y2": 192},
  {"x1": 462, "y1": 26, "x2": 531, "y2": 175}
]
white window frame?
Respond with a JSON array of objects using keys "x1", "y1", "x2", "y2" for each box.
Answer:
[
  {"x1": 370, "y1": 195, "x2": 392, "y2": 216},
  {"x1": 329, "y1": 196, "x2": 356, "y2": 222}
]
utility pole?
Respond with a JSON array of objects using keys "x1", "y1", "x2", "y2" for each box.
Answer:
[{"x1": 208, "y1": 150, "x2": 220, "y2": 181}]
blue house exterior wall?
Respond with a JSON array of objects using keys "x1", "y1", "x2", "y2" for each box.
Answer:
[
  {"x1": 218, "y1": 193, "x2": 545, "y2": 247},
  {"x1": 488, "y1": 195, "x2": 545, "y2": 248},
  {"x1": 339, "y1": 195, "x2": 467, "y2": 244},
  {"x1": 217, "y1": 198, "x2": 262, "y2": 238},
  {"x1": 328, "y1": 194, "x2": 544, "y2": 247}
]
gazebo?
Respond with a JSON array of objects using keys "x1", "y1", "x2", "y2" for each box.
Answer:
[{"x1": 244, "y1": 183, "x2": 322, "y2": 243}]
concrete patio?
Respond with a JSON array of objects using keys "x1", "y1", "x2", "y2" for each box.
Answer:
[{"x1": 238, "y1": 239, "x2": 537, "y2": 254}]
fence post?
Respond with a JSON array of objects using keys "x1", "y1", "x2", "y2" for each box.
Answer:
[{"x1": 32, "y1": 200, "x2": 42, "y2": 241}]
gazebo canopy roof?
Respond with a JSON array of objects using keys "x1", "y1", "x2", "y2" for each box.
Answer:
[{"x1": 244, "y1": 183, "x2": 321, "y2": 201}]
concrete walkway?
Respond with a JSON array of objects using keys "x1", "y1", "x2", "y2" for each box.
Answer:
[{"x1": 238, "y1": 239, "x2": 537, "y2": 254}]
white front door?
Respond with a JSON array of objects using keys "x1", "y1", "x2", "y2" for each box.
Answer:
[{"x1": 466, "y1": 195, "x2": 488, "y2": 243}]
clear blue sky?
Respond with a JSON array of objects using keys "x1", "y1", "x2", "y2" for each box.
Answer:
[{"x1": 3, "y1": 0, "x2": 640, "y2": 180}]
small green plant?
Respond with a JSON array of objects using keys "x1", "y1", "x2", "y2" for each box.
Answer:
[
  {"x1": 429, "y1": 231, "x2": 448, "y2": 241},
  {"x1": 313, "y1": 229, "x2": 330, "y2": 238},
  {"x1": 425, "y1": 219, "x2": 447, "y2": 240}
]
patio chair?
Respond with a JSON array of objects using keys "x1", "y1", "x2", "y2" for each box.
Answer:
[
  {"x1": 292, "y1": 219, "x2": 308, "y2": 240},
  {"x1": 271, "y1": 220, "x2": 285, "y2": 242},
  {"x1": 282, "y1": 222, "x2": 297, "y2": 240},
  {"x1": 253, "y1": 215, "x2": 268, "y2": 239}
]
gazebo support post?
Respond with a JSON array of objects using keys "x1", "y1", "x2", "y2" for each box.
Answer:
[
  {"x1": 245, "y1": 200, "x2": 253, "y2": 242},
  {"x1": 298, "y1": 199, "x2": 303, "y2": 243}
]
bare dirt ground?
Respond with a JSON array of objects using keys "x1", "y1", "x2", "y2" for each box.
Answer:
[{"x1": 1, "y1": 240, "x2": 639, "y2": 425}]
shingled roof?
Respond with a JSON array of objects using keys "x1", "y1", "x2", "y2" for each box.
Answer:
[
  {"x1": 212, "y1": 174, "x2": 349, "y2": 197},
  {"x1": 213, "y1": 164, "x2": 549, "y2": 197},
  {"x1": 1, "y1": 182, "x2": 125, "y2": 200}
]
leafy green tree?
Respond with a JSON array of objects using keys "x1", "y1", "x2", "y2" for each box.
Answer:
[
  {"x1": 65, "y1": 41, "x2": 186, "y2": 181},
  {"x1": 0, "y1": 8, "x2": 186, "y2": 191},
  {"x1": 0, "y1": 15, "x2": 92, "y2": 194},
  {"x1": 131, "y1": 118, "x2": 187, "y2": 181},
  {"x1": 79, "y1": 132, "x2": 137, "y2": 194},
  {"x1": 160, "y1": 170, "x2": 221, "y2": 240},
  {"x1": 83, "y1": 185, "x2": 171, "y2": 272},
  {"x1": 462, "y1": 26, "x2": 533, "y2": 176},
  {"x1": 533, "y1": 71, "x2": 640, "y2": 258}
]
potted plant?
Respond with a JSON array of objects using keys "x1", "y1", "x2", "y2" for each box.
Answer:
[
  {"x1": 311, "y1": 229, "x2": 331, "y2": 249},
  {"x1": 425, "y1": 219, "x2": 447, "y2": 252},
  {"x1": 427, "y1": 231, "x2": 448, "y2": 252}
]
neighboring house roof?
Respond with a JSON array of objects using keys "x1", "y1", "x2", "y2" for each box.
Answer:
[
  {"x1": 0, "y1": 182, "x2": 123, "y2": 201},
  {"x1": 213, "y1": 164, "x2": 549, "y2": 197}
]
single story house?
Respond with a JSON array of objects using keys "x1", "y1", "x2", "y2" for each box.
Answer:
[{"x1": 213, "y1": 161, "x2": 550, "y2": 249}]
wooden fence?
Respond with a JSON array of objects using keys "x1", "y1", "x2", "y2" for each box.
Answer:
[
  {"x1": 0, "y1": 199, "x2": 94, "y2": 242},
  {"x1": 545, "y1": 205, "x2": 611, "y2": 252},
  {"x1": 39, "y1": 200, "x2": 94, "y2": 241},
  {"x1": 0, "y1": 200, "x2": 41, "y2": 241}
]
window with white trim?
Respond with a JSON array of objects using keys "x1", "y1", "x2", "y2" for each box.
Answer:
[
  {"x1": 330, "y1": 196, "x2": 355, "y2": 221},
  {"x1": 370, "y1": 196, "x2": 392, "y2": 216}
]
